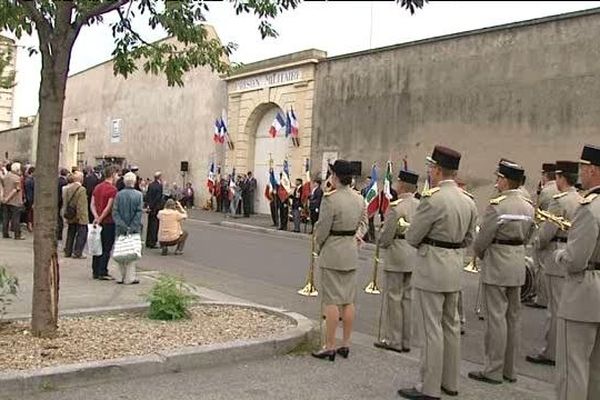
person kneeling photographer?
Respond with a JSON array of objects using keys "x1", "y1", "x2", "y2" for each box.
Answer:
[{"x1": 157, "y1": 199, "x2": 188, "y2": 255}]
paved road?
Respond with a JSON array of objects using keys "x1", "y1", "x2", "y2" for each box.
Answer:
[{"x1": 140, "y1": 218, "x2": 554, "y2": 384}]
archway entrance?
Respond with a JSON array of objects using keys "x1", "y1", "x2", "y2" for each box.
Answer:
[{"x1": 252, "y1": 105, "x2": 289, "y2": 214}]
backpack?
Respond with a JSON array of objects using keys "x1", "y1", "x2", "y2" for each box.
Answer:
[{"x1": 63, "y1": 187, "x2": 82, "y2": 220}]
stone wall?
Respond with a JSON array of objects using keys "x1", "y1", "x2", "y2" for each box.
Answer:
[
  {"x1": 0, "y1": 124, "x2": 33, "y2": 163},
  {"x1": 312, "y1": 8, "x2": 600, "y2": 209}
]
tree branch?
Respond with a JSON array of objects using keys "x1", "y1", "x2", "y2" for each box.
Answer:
[
  {"x1": 75, "y1": 0, "x2": 130, "y2": 30},
  {"x1": 16, "y1": 0, "x2": 52, "y2": 35}
]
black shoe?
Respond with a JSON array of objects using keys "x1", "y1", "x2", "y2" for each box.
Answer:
[
  {"x1": 524, "y1": 302, "x2": 547, "y2": 309},
  {"x1": 402, "y1": 348, "x2": 411, "y2": 353},
  {"x1": 397, "y1": 388, "x2": 439, "y2": 400},
  {"x1": 2, "y1": 235, "x2": 9, "y2": 239},
  {"x1": 441, "y1": 386, "x2": 458, "y2": 396},
  {"x1": 161, "y1": 248, "x2": 168, "y2": 256},
  {"x1": 336, "y1": 347, "x2": 350, "y2": 358},
  {"x1": 503, "y1": 375, "x2": 517, "y2": 383},
  {"x1": 526, "y1": 354, "x2": 555, "y2": 366},
  {"x1": 373, "y1": 341, "x2": 404, "y2": 354},
  {"x1": 311, "y1": 349, "x2": 335, "y2": 362},
  {"x1": 468, "y1": 371, "x2": 502, "y2": 385}
]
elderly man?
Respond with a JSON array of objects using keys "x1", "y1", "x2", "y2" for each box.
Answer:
[
  {"x1": 145, "y1": 171, "x2": 163, "y2": 249},
  {"x1": 2, "y1": 162, "x2": 24, "y2": 240},
  {"x1": 62, "y1": 171, "x2": 89, "y2": 258}
]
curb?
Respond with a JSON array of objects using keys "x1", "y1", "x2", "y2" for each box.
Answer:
[
  {"x1": 3, "y1": 303, "x2": 150, "y2": 323},
  {"x1": 0, "y1": 302, "x2": 315, "y2": 396}
]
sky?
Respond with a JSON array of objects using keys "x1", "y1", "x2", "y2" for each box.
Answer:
[{"x1": 11, "y1": 1, "x2": 600, "y2": 126}]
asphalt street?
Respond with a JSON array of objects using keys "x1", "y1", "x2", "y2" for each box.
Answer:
[{"x1": 138, "y1": 217, "x2": 555, "y2": 384}]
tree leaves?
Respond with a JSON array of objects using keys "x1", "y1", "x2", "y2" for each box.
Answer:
[{"x1": 399, "y1": 0, "x2": 428, "y2": 15}]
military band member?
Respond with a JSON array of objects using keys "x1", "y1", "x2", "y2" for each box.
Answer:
[
  {"x1": 527, "y1": 160, "x2": 582, "y2": 366},
  {"x1": 527, "y1": 163, "x2": 561, "y2": 309},
  {"x1": 468, "y1": 161, "x2": 535, "y2": 385},
  {"x1": 554, "y1": 144, "x2": 600, "y2": 400},
  {"x1": 312, "y1": 160, "x2": 367, "y2": 362},
  {"x1": 373, "y1": 169, "x2": 419, "y2": 353},
  {"x1": 398, "y1": 146, "x2": 478, "y2": 400}
]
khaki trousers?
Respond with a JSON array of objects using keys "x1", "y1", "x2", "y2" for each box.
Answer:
[
  {"x1": 482, "y1": 284, "x2": 520, "y2": 381},
  {"x1": 534, "y1": 251, "x2": 549, "y2": 306},
  {"x1": 541, "y1": 274, "x2": 564, "y2": 360},
  {"x1": 380, "y1": 271, "x2": 411, "y2": 348},
  {"x1": 557, "y1": 319, "x2": 600, "y2": 400},
  {"x1": 415, "y1": 289, "x2": 460, "y2": 398}
]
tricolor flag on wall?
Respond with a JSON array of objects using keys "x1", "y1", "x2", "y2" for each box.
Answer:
[
  {"x1": 213, "y1": 119, "x2": 221, "y2": 144},
  {"x1": 207, "y1": 162, "x2": 215, "y2": 194},
  {"x1": 364, "y1": 164, "x2": 380, "y2": 218},
  {"x1": 379, "y1": 161, "x2": 393, "y2": 215},
  {"x1": 269, "y1": 113, "x2": 286, "y2": 138},
  {"x1": 288, "y1": 107, "x2": 299, "y2": 146}
]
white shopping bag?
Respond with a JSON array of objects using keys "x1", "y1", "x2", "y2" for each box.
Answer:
[
  {"x1": 112, "y1": 233, "x2": 142, "y2": 263},
  {"x1": 87, "y1": 224, "x2": 103, "y2": 256}
]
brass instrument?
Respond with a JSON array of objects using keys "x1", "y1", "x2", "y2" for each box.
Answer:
[
  {"x1": 298, "y1": 235, "x2": 319, "y2": 297},
  {"x1": 463, "y1": 256, "x2": 480, "y2": 274},
  {"x1": 535, "y1": 208, "x2": 571, "y2": 231},
  {"x1": 364, "y1": 239, "x2": 382, "y2": 295}
]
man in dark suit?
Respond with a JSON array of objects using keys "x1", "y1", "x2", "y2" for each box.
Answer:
[
  {"x1": 247, "y1": 171, "x2": 257, "y2": 214},
  {"x1": 83, "y1": 166, "x2": 100, "y2": 223},
  {"x1": 145, "y1": 171, "x2": 163, "y2": 248},
  {"x1": 309, "y1": 178, "x2": 323, "y2": 233}
]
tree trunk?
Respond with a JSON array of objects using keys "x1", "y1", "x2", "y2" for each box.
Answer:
[{"x1": 31, "y1": 38, "x2": 74, "y2": 337}]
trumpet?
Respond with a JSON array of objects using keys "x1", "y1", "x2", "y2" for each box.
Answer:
[
  {"x1": 298, "y1": 235, "x2": 319, "y2": 297},
  {"x1": 364, "y1": 239, "x2": 382, "y2": 295},
  {"x1": 535, "y1": 208, "x2": 571, "y2": 231}
]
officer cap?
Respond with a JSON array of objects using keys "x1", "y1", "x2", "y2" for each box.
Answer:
[
  {"x1": 398, "y1": 169, "x2": 419, "y2": 185},
  {"x1": 555, "y1": 160, "x2": 579, "y2": 175},
  {"x1": 426, "y1": 145, "x2": 461, "y2": 170},
  {"x1": 580, "y1": 144, "x2": 600, "y2": 167},
  {"x1": 330, "y1": 160, "x2": 353, "y2": 176},
  {"x1": 541, "y1": 163, "x2": 556, "y2": 173},
  {"x1": 497, "y1": 161, "x2": 525, "y2": 182}
]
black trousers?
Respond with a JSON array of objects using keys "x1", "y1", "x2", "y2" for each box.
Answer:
[
  {"x1": 249, "y1": 191, "x2": 255, "y2": 214},
  {"x1": 2, "y1": 205, "x2": 22, "y2": 238},
  {"x1": 242, "y1": 193, "x2": 251, "y2": 217},
  {"x1": 91, "y1": 223, "x2": 115, "y2": 278},
  {"x1": 310, "y1": 210, "x2": 319, "y2": 232},
  {"x1": 64, "y1": 223, "x2": 88, "y2": 257},
  {"x1": 57, "y1": 210, "x2": 64, "y2": 241},
  {"x1": 270, "y1": 200, "x2": 279, "y2": 226},
  {"x1": 278, "y1": 202, "x2": 289, "y2": 231},
  {"x1": 146, "y1": 210, "x2": 159, "y2": 247}
]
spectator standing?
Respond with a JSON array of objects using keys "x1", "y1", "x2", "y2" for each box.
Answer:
[
  {"x1": 158, "y1": 199, "x2": 188, "y2": 255},
  {"x1": 24, "y1": 166, "x2": 35, "y2": 232},
  {"x1": 83, "y1": 166, "x2": 100, "y2": 224},
  {"x1": 247, "y1": 171, "x2": 257, "y2": 214},
  {"x1": 241, "y1": 175, "x2": 251, "y2": 218},
  {"x1": 90, "y1": 166, "x2": 119, "y2": 280},
  {"x1": 309, "y1": 178, "x2": 323, "y2": 233},
  {"x1": 220, "y1": 175, "x2": 230, "y2": 214},
  {"x1": 112, "y1": 172, "x2": 143, "y2": 284},
  {"x1": 182, "y1": 182, "x2": 194, "y2": 209},
  {"x1": 57, "y1": 168, "x2": 69, "y2": 241},
  {"x1": 62, "y1": 171, "x2": 88, "y2": 258},
  {"x1": 291, "y1": 178, "x2": 303, "y2": 233},
  {"x1": 145, "y1": 171, "x2": 163, "y2": 249},
  {"x1": 2, "y1": 162, "x2": 24, "y2": 240}
]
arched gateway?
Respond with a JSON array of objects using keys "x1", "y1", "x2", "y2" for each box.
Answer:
[{"x1": 223, "y1": 50, "x2": 326, "y2": 215}]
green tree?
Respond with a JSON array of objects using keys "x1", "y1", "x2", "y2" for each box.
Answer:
[{"x1": 0, "y1": 0, "x2": 425, "y2": 337}]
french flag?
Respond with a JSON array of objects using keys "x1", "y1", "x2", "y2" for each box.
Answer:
[
  {"x1": 207, "y1": 162, "x2": 215, "y2": 194},
  {"x1": 214, "y1": 119, "x2": 221, "y2": 143},
  {"x1": 219, "y1": 118, "x2": 227, "y2": 144},
  {"x1": 269, "y1": 113, "x2": 286, "y2": 138},
  {"x1": 288, "y1": 107, "x2": 299, "y2": 138}
]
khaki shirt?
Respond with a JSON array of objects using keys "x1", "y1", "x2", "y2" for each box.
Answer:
[
  {"x1": 315, "y1": 185, "x2": 367, "y2": 271},
  {"x1": 406, "y1": 180, "x2": 478, "y2": 292},
  {"x1": 535, "y1": 187, "x2": 582, "y2": 277},
  {"x1": 474, "y1": 189, "x2": 535, "y2": 287},
  {"x1": 557, "y1": 187, "x2": 600, "y2": 322},
  {"x1": 379, "y1": 192, "x2": 419, "y2": 272},
  {"x1": 2, "y1": 172, "x2": 23, "y2": 207}
]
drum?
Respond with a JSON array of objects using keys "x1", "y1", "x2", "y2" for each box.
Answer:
[{"x1": 521, "y1": 256, "x2": 535, "y2": 302}]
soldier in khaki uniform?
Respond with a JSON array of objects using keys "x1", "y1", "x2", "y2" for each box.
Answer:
[
  {"x1": 311, "y1": 160, "x2": 367, "y2": 362},
  {"x1": 373, "y1": 169, "x2": 419, "y2": 353},
  {"x1": 527, "y1": 163, "x2": 561, "y2": 308},
  {"x1": 468, "y1": 161, "x2": 535, "y2": 385},
  {"x1": 555, "y1": 144, "x2": 600, "y2": 400},
  {"x1": 527, "y1": 161, "x2": 582, "y2": 366},
  {"x1": 398, "y1": 146, "x2": 478, "y2": 400}
]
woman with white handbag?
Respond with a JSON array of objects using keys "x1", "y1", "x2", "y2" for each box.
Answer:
[{"x1": 112, "y1": 172, "x2": 144, "y2": 284}]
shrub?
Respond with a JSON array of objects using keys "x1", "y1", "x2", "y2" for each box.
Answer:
[
  {"x1": 146, "y1": 276, "x2": 194, "y2": 321},
  {"x1": 0, "y1": 265, "x2": 18, "y2": 320}
]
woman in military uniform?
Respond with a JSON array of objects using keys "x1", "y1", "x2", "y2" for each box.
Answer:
[{"x1": 311, "y1": 160, "x2": 367, "y2": 361}]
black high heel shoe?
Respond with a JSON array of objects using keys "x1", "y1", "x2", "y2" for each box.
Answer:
[
  {"x1": 311, "y1": 349, "x2": 336, "y2": 361},
  {"x1": 336, "y1": 347, "x2": 350, "y2": 358}
]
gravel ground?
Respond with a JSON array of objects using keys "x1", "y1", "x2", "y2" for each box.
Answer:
[{"x1": 0, "y1": 305, "x2": 294, "y2": 372}]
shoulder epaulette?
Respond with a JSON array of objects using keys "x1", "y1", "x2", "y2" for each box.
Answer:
[
  {"x1": 324, "y1": 189, "x2": 337, "y2": 197},
  {"x1": 461, "y1": 189, "x2": 474, "y2": 199},
  {"x1": 553, "y1": 192, "x2": 568, "y2": 200},
  {"x1": 521, "y1": 196, "x2": 534, "y2": 205},
  {"x1": 581, "y1": 193, "x2": 598, "y2": 205},
  {"x1": 490, "y1": 195, "x2": 507, "y2": 205},
  {"x1": 422, "y1": 187, "x2": 440, "y2": 198},
  {"x1": 390, "y1": 199, "x2": 403, "y2": 207}
]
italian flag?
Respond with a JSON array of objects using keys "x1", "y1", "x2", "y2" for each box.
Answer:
[
  {"x1": 380, "y1": 161, "x2": 393, "y2": 215},
  {"x1": 365, "y1": 164, "x2": 380, "y2": 218}
]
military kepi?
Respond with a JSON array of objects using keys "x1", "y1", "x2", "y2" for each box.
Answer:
[
  {"x1": 497, "y1": 161, "x2": 525, "y2": 182},
  {"x1": 555, "y1": 160, "x2": 579, "y2": 174},
  {"x1": 398, "y1": 169, "x2": 419, "y2": 185},
  {"x1": 426, "y1": 145, "x2": 461, "y2": 170},
  {"x1": 580, "y1": 144, "x2": 600, "y2": 166},
  {"x1": 541, "y1": 163, "x2": 556, "y2": 173}
]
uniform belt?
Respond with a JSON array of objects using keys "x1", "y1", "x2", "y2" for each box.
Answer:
[
  {"x1": 588, "y1": 262, "x2": 600, "y2": 270},
  {"x1": 492, "y1": 238, "x2": 525, "y2": 246},
  {"x1": 330, "y1": 230, "x2": 356, "y2": 237},
  {"x1": 395, "y1": 234, "x2": 406, "y2": 239},
  {"x1": 421, "y1": 237, "x2": 464, "y2": 249},
  {"x1": 551, "y1": 237, "x2": 568, "y2": 243}
]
